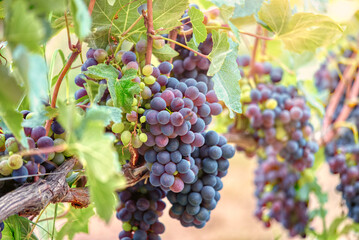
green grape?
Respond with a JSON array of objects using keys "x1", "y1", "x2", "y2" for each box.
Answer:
[
  {"x1": 139, "y1": 133, "x2": 148, "y2": 143},
  {"x1": 132, "y1": 106, "x2": 138, "y2": 112},
  {"x1": 144, "y1": 76, "x2": 156, "y2": 85},
  {"x1": 132, "y1": 226, "x2": 138, "y2": 231},
  {"x1": 132, "y1": 135, "x2": 143, "y2": 148},
  {"x1": 48, "y1": 152, "x2": 55, "y2": 160},
  {"x1": 132, "y1": 98, "x2": 138, "y2": 106},
  {"x1": 173, "y1": 170, "x2": 178, "y2": 176},
  {"x1": 265, "y1": 99, "x2": 278, "y2": 109},
  {"x1": 52, "y1": 153, "x2": 65, "y2": 165},
  {"x1": 8, "y1": 154, "x2": 23, "y2": 170},
  {"x1": 26, "y1": 112, "x2": 34, "y2": 120},
  {"x1": 276, "y1": 126, "x2": 287, "y2": 141},
  {"x1": 140, "y1": 82, "x2": 146, "y2": 90},
  {"x1": 138, "y1": 108, "x2": 145, "y2": 114},
  {"x1": 63, "y1": 149, "x2": 75, "y2": 157},
  {"x1": 145, "y1": 103, "x2": 151, "y2": 109},
  {"x1": 54, "y1": 132, "x2": 66, "y2": 140},
  {"x1": 0, "y1": 160, "x2": 13, "y2": 176},
  {"x1": 153, "y1": 39, "x2": 165, "y2": 49},
  {"x1": 0, "y1": 134, "x2": 5, "y2": 150},
  {"x1": 121, "y1": 40, "x2": 134, "y2": 51},
  {"x1": 121, "y1": 130, "x2": 132, "y2": 145},
  {"x1": 54, "y1": 138, "x2": 66, "y2": 152},
  {"x1": 112, "y1": 123, "x2": 125, "y2": 133},
  {"x1": 142, "y1": 65, "x2": 153, "y2": 76},
  {"x1": 106, "y1": 98, "x2": 114, "y2": 106},
  {"x1": 122, "y1": 222, "x2": 132, "y2": 232},
  {"x1": 115, "y1": 50, "x2": 125, "y2": 62},
  {"x1": 94, "y1": 49, "x2": 108, "y2": 63},
  {"x1": 5, "y1": 137, "x2": 19, "y2": 153},
  {"x1": 140, "y1": 116, "x2": 146, "y2": 123}
]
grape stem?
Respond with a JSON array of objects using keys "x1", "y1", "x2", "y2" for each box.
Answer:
[
  {"x1": 121, "y1": 14, "x2": 144, "y2": 37},
  {"x1": 168, "y1": 29, "x2": 178, "y2": 64},
  {"x1": 153, "y1": 35, "x2": 209, "y2": 59},
  {"x1": 321, "y1": 54, "x2": 358, "y2": 144},
  {"x1": 145, "y1": 0, "x2": 154, "y2": 65},
  {"x1": 249, "y1": 25, "x2": 262, "y2": 79}
]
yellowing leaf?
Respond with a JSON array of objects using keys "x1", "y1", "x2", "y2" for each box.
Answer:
[
  {"x1": 278, "y1": 13, "x2": 343, "y2": 53},
  {"x1": 207, "y1": 30, "x2": 231, "y2": 76},
  {"x1": 258, "y1": 0, "x2": 291, "y2": 34}
]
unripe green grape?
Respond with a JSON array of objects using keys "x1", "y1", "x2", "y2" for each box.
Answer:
[
  {"x1": 276, "y1": 127, "x2": 287, "y2": 141},
  {"x1": 26, "y1": 112, "x2": 34, "y2": 120},
  {"x1": 122, "y1": 222, "x2": 132, "y2": 232},
  {"x1": 265, "y1": 99, "x2": 278, "y2": 109},
  {"x1": 139, "y1": 133, "x2": 148, "y2": 143},
  {"x1": 106, "y1": 43, "x2": 117, "y2": 54},
  {"x1": 106, "y1": 98, "x2": 114, "y2": 106},
  {"x1": 141, "y1": 86, "x2": 152, "y2": 100},
  {"x1": 5, "y1": 137, "x2": 19, "y2": 153},
  {"x1": 121, "y1": 130, "x2": 132, "y2": 145},
  {"x1": 48, "y1": 152, "x2": 55, "y2": 160},
  {"x1": 144, "y1": 76, "x2": 156, "y2": 85},
  {"x1": 145, "y1": 103, "x2": 151, "y2": 109},
  {"x1": 140, "y1": 116, "x2": 146, "y2": 123},
  {"x1": 142, "y1": 65, "x2": 153, "y2": 76},
  {"x1": 153, "y1": 39, "x2": 165, "y2": 49},
  {"x1": 52, "y1": 153, "x2": 65, "y2": 166},
  {"x1": 112, "y1": 122, "x2": 125, "y2": 134},
  {"x1": 132, "y1": 226, "x2": 138, "y2": 231},
  {"x1": 54, "y1": 138, "x2": 66, "y2": 152},
  {"x1": 139, "y1": 82, "x2": 145, "y2": 90},
  {"x1": 137, "y1": 123, "x2": 142, "y2": 128},
  {"x1": 121, "y1": 40, "x2": 134, "y2": 51},
  {"x1": 8, "y1": 154, "x2": 23, "y2": 170},
  {"x1": 115, "y1": 50, "x2": 126, "y2": 62},
  {"x1": 94, "y1": 49, "x2": 108, "y2": 63},
  {"x1": 132, "y1": 135, "x2": 143, "y2": 148},
  {"x1": 0, "y1": 160, "x2": 13, "y2": 176},
  {"x1": 0, "y1": 134, "x2": 5, "y2": 150},
  {"x1": 132, "y1": 106, "x2": 138, "y2": 112},
  {"x1": 132, "y1": 98, "x2": 138, "y2": 106},
  {"x1": 173, "y1": 170, "x2": 178, "y2": 176},
  {"x1": 63, "y1": 149, "x2": 75, "y2": 157},
  {"x1": 130, "y1": 122, "x2": 136, "y2": 126},
  {"x1": 54, "y1": 132, "x2": 66, "y2": 140},
  {"x1": 138, "y1": 108, "x2": 145, "y2": 114}
]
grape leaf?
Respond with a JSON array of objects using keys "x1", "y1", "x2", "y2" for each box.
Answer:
[
  {"x1": 211, "y1": 39, "x2": 242, "y2": 116},
  {"x1": 87, "y1": 0, "x2": 146, "y2": 48},
  {"x1": 152, "y1": 45, "x2": 179, "y2": 61},
  {"x1": 84, "y1": 80, "x2": 100, "y2": 103},
  {"x1": 5, "y1": 0, "x2": 44, "y2": 52},
  {"x1": 207, "y1": 30, "x2": 231, "y2": 76},
  {"x1": 84, "y1": 63, "x2": 119, "y2": 80},
  {"x1": 0, "y1": 2, "x2": 4, "y2": 19},
  {"x1": 12, "y1": 46, "x2": 49, "y2": 112},
  {"x1": 152, "y1": 0, "x2": 189, "y2": 33},
  {"x1": 58, "y1": 104, "x2": 125, "y2": 222},
  {"x1": 110, "y1": 79, "x2": 140, "y2": 113},
  {"x1": 70, "y1": 0, "x2": 92, "y2": 39},
  {"x1": 3, "y1": 215, "x2": 38, "y2": 240},
  {"x1": 27, "y1": 0, "x2": 66, "y2": 15},
  {"x1": 56, "y1": 206, "x2": 95, "y2": 240},
  {"x1": 0, "y1": 66, "x2": 27, "y2": 147},
  {"x1": 258, "y1": 0, "x2": 291, "y2": 34},
  {"x1": 232, "y1": 0, "x2": 264, "y2": 18},
  {"x1": 187, "y1": 7, "x2": 207, "y2": 50},
  {"x1": 278, "y1": 13, "x2": 343, "y2": 53}
]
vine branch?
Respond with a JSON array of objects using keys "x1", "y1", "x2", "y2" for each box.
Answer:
[{"x1": 249, "y1": 25, "x2": 262, "y2": 79}]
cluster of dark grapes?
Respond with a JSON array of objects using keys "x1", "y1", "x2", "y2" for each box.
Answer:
[
  {"x1": 0, "y1": 112, "x2": 71, "y2": 198},
  {"x1": 231, "y1": 54, "x2": 318, "y2": 237},
  {"x1": 167, "y1": 131, "x2": 235, "y2": 228},
  {"x1": 117, "y1": 180, "x2": 166, "y2": 240}
]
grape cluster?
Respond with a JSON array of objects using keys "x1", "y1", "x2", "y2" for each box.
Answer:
[
  {"x1": 166, "y1": 131, "x2": 235, "y2": 228},
  {"x1": 233, "y1": 82, "x2": 318, "y2": 236},
  {"x1": 0, "y1": 112, "x2": 71, "y2": 195},
  {"x1": 116, "y1": 180, "x2": 166, "y2": 240}
]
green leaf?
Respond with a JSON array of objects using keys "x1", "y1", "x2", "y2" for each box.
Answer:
[
  {"x1": 12, "y1": 45, "x2": 48, "y2": 112},
  {"x1": 0, "y1": 66, "x2": 27, "y2": 147},
  {"x1": 278, "y1": 13, "x2": 343, "y2": 53},
  {"x1": 94, "y1": 84, "x2": 108, "y2": 103},
  {"x1": 232, "y1": 0, "x2": 264, "y2": 18},
  {"x1": 112, "y1": 79, "x2": 140, "y2": 112},
  {"x1": 152, "y1": 45, "x2": 179, "y2": 61},
  {"x1": 207, "y1": 30, "x2": 231, "y2": 76},
  {"x1": 88, "y1": 0, "x2": 146, "y2": 48},
  {"x1": 328, "y1": 216, "x2": 347, "y2": 236},
  {"x1": 84, "y1": 80, "x2": 100, "y2": 103},
  {"x1": 95, "y1": 106, "x2": 123, "y2": 124},
  {"x1": 0, "y1": 2, "x2": 4, "y2": 19},
  {"x1": 58, "y1": 104, "x2": 126, "y2": 222},
  {"x1": 85, "y1": 63, "x2": 119, "y2": 80},
  {"x1": 187, "y1": 7, "x2": 207, "y2": 49},
  {"x1": 27, "y1": 0, "x2": 66, "y2": 15},
  {"x1": 312, "y1": 146, "x2": 325, "y2": 171},
  {"x1": 211, "y1": 39, "x2": 242, "y2": 116},
  {"x1": 152, "y1": 0, "x2": 189, "y2": 33},
  {"x1": 5, "y1": 0, "x2": 44, "y2": 52},
  {"x1": 70, "y1": 0, "x2": 92, "y2": 39},
  {"x1": 56, "y1": 206, "x2": 95, "y2": 240},
  {"x1": 3, "y1": 215, "x2": 38, "y2": 240},
  {"x1": 258, "y1": 0, "x2": 291, "y2": 34}
]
